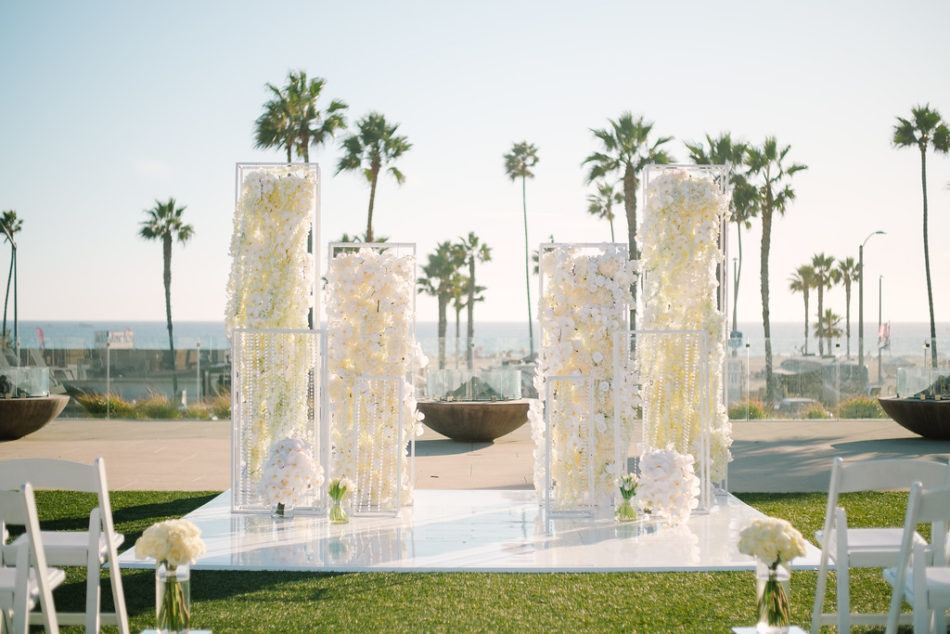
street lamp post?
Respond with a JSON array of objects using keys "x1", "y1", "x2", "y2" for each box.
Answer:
[
  {"x1": 878, "y1": 275, "x2": 884, "y2": 384},
  {"x1": 858, "y1": 230, "x2": 885, "y2": 381}
]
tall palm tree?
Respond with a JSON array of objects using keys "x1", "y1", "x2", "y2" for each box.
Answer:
[
  {"x1": 337, "y1": 112, "x2": 411, "y2": 243},
  {"x1": 457, "y1": 232, "x2": 491, "y2": 370},
  {"x1": 139, "y1": 198, "x2": 194, "y2": 395},
  {"x1": 813, "y1": 309, "x2": 843, "y2": 347},
  {"x1": 418, "y1": 241, "x2": 463, "y2": 369},
  {"x1": 835, "y1": 257, "x2": 860, "y2": 359},
  {"x1": 746, "y1": 138, "x2": 807, "y2": 403},
  {"x1": 893, "y1": 104, "x2": 950, "y2": 369},
  {"x1": 0, "y1": 210, "x2": 22, "y2": 347},
  {"x1": 810, "y1": 253, "x2": 838, "y2": 356},
  {"x1": 789, "y1": 264, "x2": 816, "y2": 355},
  {"x1": 586, "y1": 180, "x2": 622, "y2": 241},
  {"x1": 254, "y1": 70, "x2": 347, "y2": 163},
  {"x1": 583, "y1": 113, "x2": 673, "y2": 331},
  {"x1": 504, "y1": 141, "x2": 540, "y2": 357},
  {"x1": 685, "y1": 132, "x2": 758, "y2": 336}
]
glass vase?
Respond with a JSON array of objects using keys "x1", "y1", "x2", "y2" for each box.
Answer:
[
  {"x1": 272, "y1": 501, "x2": 295, "y2": 520},
  {"x1": 156, "y1": 562, "x2": 191, "y2": 634},
  {"x1": 755, "y1": 559, "x2": 791, "y2": 633},
  {"x1": 329, "y1": 499, "x2": 348, "y2": 524},
  {"x1": 615, "y1": 499, "x2": 638, "y2": 522}
]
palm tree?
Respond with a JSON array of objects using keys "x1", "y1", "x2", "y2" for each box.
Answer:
[
  {"x1": 139, "y1": 198, "x2": 194, "y2": 395},
  {"x1": 504, "y1": 141, "x2": 540, "y2": 357},
  {"x1": 813, "y1": 309, "x2": 843, "y2": 347},
  {"x1": 893, "y1": 104, "x2": 950, "y2": 369},
  {"x1": 254, "y1": 70, "x2": 347, "y2": 163},
  {"x1": 337, "y1": 112, "x2": 411, "y2": 243},
  {"x1": 835, "y1": 257, "x2": 860, "y2": 359},
  {"x1": 0, "y1": 210, "x2": 22, "y2": 348},
  {"x1": 586, "y1": 180, "x2": 622, "y2": 241},
  {"x1": 789, "y1": 264, "x2": 816, "y2": 355},
  {"x1": 746, "y1": 138, "x2": 807, "y2": 403},
  {"x1": 583, "y1": 113, "x2": 673, "y2": 331},
  {"x1": 685, "y1": 133, "x2": 758, "y2": 336},
  {"x1": 810, "y1": 253, "x2": 838, "y2": 356},
  {"x1": 457, "y1": 232, "x2": 491, "y2": 370},
  {"x1": 418, "y1": 241, "x2": 463, "y2": 369}
]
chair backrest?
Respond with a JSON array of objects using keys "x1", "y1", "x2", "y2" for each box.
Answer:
[{"x1": 0, "y1": 483, "x2": 58, "y2": 633}]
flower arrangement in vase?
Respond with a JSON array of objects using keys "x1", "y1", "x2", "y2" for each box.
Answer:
[
  {"x1": 738, "y1": 516, "x2": 807, "y2": 632},
  {"x1": 135, "y1": 519, "x2": 206, "y2": 634},
  {"x1": 636, "y1": 446, "x2": 700, "y2": 525},
  {"x1": 259, "y1": 438, "x2": 324, "y2": 518}
]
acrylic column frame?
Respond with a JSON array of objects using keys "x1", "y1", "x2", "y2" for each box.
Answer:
[
  {"x1": 230, "y1": 328, "x2": 328, "y2": 514},
  {"x1": 325, "y1": 243, "x2": 418, "y2": 514},
  {"x1": 614, "y1": 329, "x2": 713, "y2": 513},
  {"x1": 535, "y1": 243, "x2": 632, "y2": 516},
  {"x1": 233, "y1": 163, "x2": 321, "y2": 328}
]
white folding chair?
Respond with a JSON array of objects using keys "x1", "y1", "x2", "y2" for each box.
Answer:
[
  {"x1": 0, "y1": 482, "x2": 64, "y2": 634},
  {"x1": 0, "y1": 458, "x2": 129, "y2": 634},
  {"x1": 884, "y1": 482, "x2": 950, "y2": 633},
  {"x1": 810, "y1": 456, "x2": 950, "y2": 633}
]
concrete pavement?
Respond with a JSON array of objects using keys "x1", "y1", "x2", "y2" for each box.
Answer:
[{"x1": 3, "y1": 417, "x2": 950, "y2": 493}]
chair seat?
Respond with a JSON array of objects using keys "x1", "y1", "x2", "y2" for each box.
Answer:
[
  {"x1": 818, "y1": 528, "x2": 925, "y2": 567},
  {"x1": 0, "y1": 566, "x2": 66, "y2": 609},
  {"x1": 885, "y1": 566, "x2": 950, "y2": 601},
  {"x1": 5, "y1": 530, "x2": 125, "y2": 567}
]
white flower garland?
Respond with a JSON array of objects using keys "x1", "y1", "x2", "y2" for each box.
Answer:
[
  {"x1": 326, "y1": 247, "x2": 426, "y2": 509},
  {"x1": 225, "y1": 165, "x2": 318, "y2": 492},
  {"x1": 531, "y1": 245, "x2": 639, "y2": 507},
  {"x1": 636, "y1": 446, "x2": 700, "y2": 525},
  {"x1": 640, "y1": 169, "x2": 732, "y2": 481}
]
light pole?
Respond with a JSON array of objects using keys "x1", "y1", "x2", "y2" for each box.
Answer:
[
  {"x1": 858, "y1": 230, "x2": 885, "y2": 380},
  {"x1": 877, "y1": 275, "x2": 883, "y2": 384}
]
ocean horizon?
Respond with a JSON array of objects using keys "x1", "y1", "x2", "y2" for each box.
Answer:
[{"x1": 11, "y1": 319, "x2": 950, "y2": 359}]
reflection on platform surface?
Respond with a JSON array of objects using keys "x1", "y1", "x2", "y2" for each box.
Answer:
[{"x1": 117, "y1": 489, "x2": 821, "y2": 572}]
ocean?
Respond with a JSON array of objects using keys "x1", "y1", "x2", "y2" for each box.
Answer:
[{"x1": 14, "y1": 319, "x2": 950, "y2": 359}]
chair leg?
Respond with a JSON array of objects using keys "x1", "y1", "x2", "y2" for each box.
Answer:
[
  {"x1": 108, "y1": 550, "x2": 130, "y2": 634},
  {"x1": 85, "y1": 546, "x2": 102, "y2": 633},
  {"x1": 837, "y1": 565, "x2": 850, "y2": 633},
  {"x1": 912, "y1": 601, "x2": 929, "y2": 633},
  {"x1": 811, "y1": 556, "x2": 830, "y2": 634}
]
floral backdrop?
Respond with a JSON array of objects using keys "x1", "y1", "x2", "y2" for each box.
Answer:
[
  {"x1": 531, "y1": 244, "x2": 639, "y2": 508},
  {"x1": 640, "y1": 167, "x2": 732, "y2": 482},
  {"x1": 225, "y1": 164, "x2": 319, "y2": 509},
  {"x1": 325, "y1": 246, "x2": 426, "y2": 511}
]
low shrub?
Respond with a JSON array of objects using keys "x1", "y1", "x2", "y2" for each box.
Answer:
[
  {"x1": 210, "y1": 392, "x2": 231, "y2": 420},
  {"x1": 182, "y1": 402, "x2": 213, "y2": 420},
  {"x1": 803, "y1": 403, "x2": 832, "y2": 419},
  {"x1": 728, "y1": 400, "x2": 765, "y2": 420},
  {"x1": 137, "y1": 393, "x2": 179, "y2": 419},
  {"x1": 75, "y1": 393, "x2": 137, "y2": 418},
  {"x1": 838, "y1": 395, "x2": 888, "y2": 419}
]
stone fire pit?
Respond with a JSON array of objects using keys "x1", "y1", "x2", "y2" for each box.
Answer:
[
  {"x1": 417, "y1": 399, "x2": 530, "y2": 442},
  {"x1": 0, "y1": 395, "x2": 70, "y2": 440}
]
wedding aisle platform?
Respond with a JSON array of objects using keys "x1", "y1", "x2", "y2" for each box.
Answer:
[{"x1": 118, "y1": 489, "x2": 821, "y2": 573}]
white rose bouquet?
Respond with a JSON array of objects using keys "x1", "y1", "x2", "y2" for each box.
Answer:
[
  {"x1": 738, "y1": 516, "x2": 806, "y2": 630},
  {"x1": 259, "y1": 438, "x2": 324, "y2": 516},
  {"x1": 135, "y1": 519, "x2": 206, "y2": 632},
  {"x1": 636, "y1": 446, "x2": 700, "y2": 525}
]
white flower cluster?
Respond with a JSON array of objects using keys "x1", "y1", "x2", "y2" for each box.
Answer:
[
  {"x1": 640, "y1": 168, "x2": 732, "y2": 481},
  {"x1": 737, "y1": 517, "x2": 807, "y2": 567},
  {"x1": 225, "y1": 166, "x2": 317, "y2": 334},
  {"x1": 135, "y1": 519, "x2": 206, "y2": 568},
  {"x1": 530, "y1": 245, "x2": 639, "y2": 507},
  {"x1": 636, "y1": 446, "x2": 701, "y2": 525},
  {"x1": 325, "y1": 247, "x2": 426, "y2": 508},
  {"x1": 259, "y1": 438, "x2": 324, "y2": 507},
  {"x1": 225, "y1": 165, "x2": 319, "y2": 486}
]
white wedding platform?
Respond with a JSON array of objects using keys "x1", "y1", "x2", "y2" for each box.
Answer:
[{"x1": 118, "y1": 489, "x2": 820, "y2": 573}]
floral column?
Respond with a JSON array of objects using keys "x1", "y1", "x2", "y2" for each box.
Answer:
[
  {"x1": 531, "y1": 244, "x2": 638, "y2": 512},
  {"x1": 325, "y1": 244, "x2": 425, "y2": 514},
  {"x1": 226, "y1": 163, "x2": 322, "y2": 513},
  {"x1": 639, "y1": 165, "x2": 732, "y2": 490}
]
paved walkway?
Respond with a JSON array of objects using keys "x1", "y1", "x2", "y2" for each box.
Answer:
[{"x1": 3, "y1": 417, "x2": 950, "y2": 492}]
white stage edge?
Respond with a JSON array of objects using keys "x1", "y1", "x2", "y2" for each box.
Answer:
[{"x1": 118, "y1": 490, "x2": 821, "y2": 573}]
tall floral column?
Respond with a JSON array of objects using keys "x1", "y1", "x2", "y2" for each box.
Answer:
[
  {"x1": 639, "y1": 165, "x2": 732, "y2": 492},
  {"x1": 225, "y1": 163, "x2": 322, "y2": 513},
  {"x1": 325, "y1": 244, "x2": 425, "y2": 514},
  {"x1": 531, "y1": 244, "x2": 639, "y2": 512}
]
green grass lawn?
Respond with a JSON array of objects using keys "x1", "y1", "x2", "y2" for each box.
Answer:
[{"x1": 31, "y1": 490, "x2": 915, "y2": 633}]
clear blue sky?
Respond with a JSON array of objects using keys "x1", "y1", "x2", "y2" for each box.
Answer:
[{"x1": 1, "y1": 1, "x2": 948, "y2": 335}]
